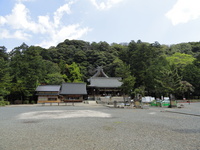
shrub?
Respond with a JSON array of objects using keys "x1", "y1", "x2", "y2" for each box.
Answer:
[
  {"x1": 30, "y1": 100, "x2": 35, "y2": 104},
  {"x1": 4, "y1": 101, "x2": 10, "y2": 105},
  {"x1": 0, "y1": 100, "x2": 10, "y2": 106},
  {"x1": 23, "y1": 100, "x2": 29, "y2": 104},
  {"x1": 0, "y1": 101, "x2": 5, "y2": 106}
]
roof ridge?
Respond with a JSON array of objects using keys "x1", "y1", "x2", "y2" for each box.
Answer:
[{"x1": 92, "y1": 66, "x2": 109, "y2": 78}]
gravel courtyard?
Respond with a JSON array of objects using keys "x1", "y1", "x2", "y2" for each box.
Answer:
[{"x1": 0, "y1": 103, "x2": 200, "y2": 150}]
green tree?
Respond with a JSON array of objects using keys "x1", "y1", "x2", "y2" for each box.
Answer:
[
  {"x1": 128, "y1": 41, "x2": 164, "y2": 88},
  {"x1": 74, "y1": 50, "x2": 87, "y2": 63},
  {"x1": 145, "y1": 56, "x2": 170, "y2": 97},
  {"x1": 59, "y1": 59, "x2": 67, "y2": 74},
  {"x1": 177, "y1": 81, "x2": 194, "y2": 98},
  {"x1": 0, "y1": 46, "x2": 8, "y2": 60},
  {"x1": 116, "y1": 63, "x2": 135, "y2": 95},
  {"x1": 170, "y1": 43, "x2": 193, "y2": 55},
  {"x1": 189, "y1": 42, "x2": 200, "y2": 57},
  {"x1": 166, "y1": 52, "x2": 195, "y2": 69},
  {"x1": 42, "y1": 60, "x2": 63, "y2": 84},
  {"x1": 64, "y1": 62, "x2": 83, "y2": 82},
  {"x1": 45, "y1": 73, "x2": 64, "y2": 85},
  {"x1": 182, "y1": 63, "x2": 200, "y2": 97},
  {"x1": 98, "y1": 41, "x2": 110, "y2": 51},
  {"x1": 133, "y1": 86, "x2": 145, "y2": 98},
  {"x1": 10, "y1": 79, "x2": 28, "y2": 101},
  {"x1": 9, "y1": 44, "x2": 59, "y2": 102},
  {"x1": 155, "y1": 65, "x2": 182, "y2": 98},
  {"x1": 0, "y1": 58, "x2": 11, "y2": 100}
]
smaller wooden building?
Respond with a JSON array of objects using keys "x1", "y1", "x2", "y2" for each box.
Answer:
[
  {"x1": 36, "y1": 85, "x2": 61, "y2": 103},
  {"x1": 60, "y1": 83, "x2": 87, "y2": 102}
]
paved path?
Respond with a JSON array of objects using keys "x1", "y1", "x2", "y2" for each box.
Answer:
[{"x1": 0, "y1": 103, "x2": 200, "y2": 150}]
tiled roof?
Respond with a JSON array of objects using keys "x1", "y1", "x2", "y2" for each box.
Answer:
[
  {"x1": 60, "y1": 83, "x2": 87, "y2": 95},
  {"x1": 88, "y1": 77, "x2": 122, "y2": 88},
  {"x1": 35, "y1": 85, "x2": 61, "y2": 92}
]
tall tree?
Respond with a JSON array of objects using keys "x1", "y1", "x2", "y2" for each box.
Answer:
[
  {"x1": 0, "y1": 46, "x2": 8, "y2": 60},
  {"x1": 145, "y1": 56, "x2": 170, "y2": 97},
  {"x1": 155, "y1": 65, "x2": 182, "y2": 98},
  {"x1": 182, "y1": 63, "x2": 200, "y2": 97},
  {"x1": 116, "y1": 63, "x2": 135, "y2": 95},
  {"x1": 9, "y1": 44, "x2": 62, "y2": 102},
  {"x1": 128, "y1": 42, "x2": 163, "y2": 88},
  {"x1": 0, "y1": 58, "x2": 11, "y2": 100}
]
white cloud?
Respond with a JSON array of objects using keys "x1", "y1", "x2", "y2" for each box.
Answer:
[
  {"x1": 2, "y1": 3, "x2": 42, "y2": 33},
  {"x1": 0, "y1": 1, "x2": 91, "y2": 48},
  {"x1": 166, "y1": 0, "x2": 200, "y2": 25},
  {"x1": 0, "y1": 29, "x2": 31, "y2": 40},
  {"x1": 0, "y1": 16, "x2": 7, "y2": 25},
  {"x1": 13, "y1": 30, "x2": 32, "y2": 40},
  {"x1": 54, "y1": 2, "x2": 73, "y2": 27},
  {"x1": 38, "y1": 15, "x2": 53, "y2": 33},
  {"x1": 37, "y1": 24, "x2": 91, "y2": 48},
  {"x1": 90, "y1": 0, "x2": 123, "y2": 10},
  {"x1": 0, "y1": 29, "x2": 12, "y2": 39}
]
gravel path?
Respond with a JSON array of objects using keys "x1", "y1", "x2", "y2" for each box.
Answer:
[{"x1": 0, "y1": 103, "x2": 200, "y2": 150}]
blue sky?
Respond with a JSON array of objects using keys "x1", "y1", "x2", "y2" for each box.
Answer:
[{"x1": 1, "y1": 0, "x2": 200, "y2": 51}]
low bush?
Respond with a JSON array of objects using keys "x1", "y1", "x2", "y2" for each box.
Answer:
[
  {"x1": 23, "y1": 100, "x2": 29, "y2": 104},
  {"x1": 30, "y1": 100, "x2": 35, "y2": 104},
  {"x1": 4, "y1": 101, "x2": 10, "y2": 105},
  {"x1": 0, "y1": 100, "x2": 10, "y2": 106}
]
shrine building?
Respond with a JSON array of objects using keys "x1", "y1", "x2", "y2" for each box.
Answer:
[{"x1": 87, "y1": 66, "x2": 123, "y2": 100}]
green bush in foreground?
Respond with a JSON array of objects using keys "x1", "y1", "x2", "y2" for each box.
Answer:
[{"x1": 0, "y1": 100, "x2": 10, "y2": 106}]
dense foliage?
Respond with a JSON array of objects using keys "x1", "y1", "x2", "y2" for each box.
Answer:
[{"x1": 1, "y1": 39, "x2": 200, "y2": 103}]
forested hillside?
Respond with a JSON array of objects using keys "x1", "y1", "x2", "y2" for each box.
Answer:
[{"x1": 1, "y1": 39, "x2": 200, "y2": 104}]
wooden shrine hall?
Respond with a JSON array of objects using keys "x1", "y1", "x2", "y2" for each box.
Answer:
[{"x1": 87, "y1": 66, "x2": 122, "y2": 100}]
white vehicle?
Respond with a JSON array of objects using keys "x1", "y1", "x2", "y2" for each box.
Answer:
[{"x1": 142, "y1": 96, "x2": 155, "y2": 103}]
